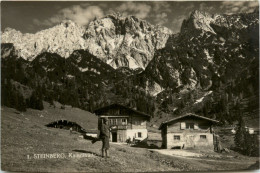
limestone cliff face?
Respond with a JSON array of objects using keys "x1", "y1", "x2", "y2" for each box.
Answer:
[
  {"x1": 1, "y1": 14, "x2": 172, "y2": 69},
  {"x1": 1, "y1": 21, "x2": 86, "y2": 60},
  {"x1": 83, "y1": 14, "x2": 172, "y2": 69}
]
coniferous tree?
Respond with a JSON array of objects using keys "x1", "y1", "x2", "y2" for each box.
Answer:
[
  {"x1": 16, "y1": 94, "x2": 27, "y2": 112},
  {"x1": 250, "y1": 134, "x2": 260, "y2": 156},
  {"x1": 234, "y1": 116, "x2": 246, "y2": 152},
  {"x1": 244, "y1": 130, "x2": 253, "y2": 155},
  {"x1": 28, "y1": 91, "x2": 44, "y2": 110},
  {"x1": 89, "y1": 97, "x2": 94, "y2": 112},
  {"x1": 240, "y1": 130, "x2": 259, "y2": 156}
]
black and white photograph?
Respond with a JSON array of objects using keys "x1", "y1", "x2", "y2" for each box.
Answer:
[{"x1": 1, "y1": 0, "x2": 259, "y2": 172}]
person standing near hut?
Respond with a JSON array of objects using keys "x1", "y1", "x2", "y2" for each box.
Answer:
[{"x1": 100, "y1": 117, "x2": 110, "y2": 158}]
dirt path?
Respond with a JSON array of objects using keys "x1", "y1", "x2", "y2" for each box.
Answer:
[
  {"x1": 149, "y1": 149, "x2": 259, "y2": 170},
  {"x1": 154, "y1": 150, "x2": 255, "y2": 164}
]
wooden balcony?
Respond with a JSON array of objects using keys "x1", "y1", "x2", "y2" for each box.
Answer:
[{"x1": 110, "y1": 125, "x2": 128, "y2": 130}]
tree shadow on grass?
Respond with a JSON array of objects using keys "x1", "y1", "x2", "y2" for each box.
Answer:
[{"x1": 72, "y1": 149, "x2": 102, "y2": 157}]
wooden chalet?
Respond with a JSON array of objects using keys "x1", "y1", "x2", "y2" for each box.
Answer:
[{"x1": 94, "y1": 103, "x2": 151, "y2": 143}]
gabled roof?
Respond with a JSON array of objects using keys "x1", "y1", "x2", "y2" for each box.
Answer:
[
  {"x1": 159, "y1": 113, "x2": 219, "y2": 130},
  {"x1": 94, "y1": 103, "x2": 150, "y2": 118}
]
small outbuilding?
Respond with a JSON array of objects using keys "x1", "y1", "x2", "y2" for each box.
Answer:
[{"x1": 159, "y1": 113, "x2": 219, "y2": 150}]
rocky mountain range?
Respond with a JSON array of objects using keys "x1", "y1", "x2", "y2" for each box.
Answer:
[
  {"x1": 1, "y1": 9, "x2": 259, "y2": 125},
  {"x1": 2, "y1": 21, "x2": 86, "y2": 60},
  {"x1": 2, "y1": 13, "x2": 172, "y2": 70}
]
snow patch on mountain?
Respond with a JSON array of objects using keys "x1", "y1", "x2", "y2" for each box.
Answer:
[
  {"x1": 204, "y1": 49, "x2": 213, "y2": 64},
  {"x1": 194, "y1": 91, "x2": 213, "y2": 104},
  {"x1": 79, "y1": 67, "x2": 88, "y2": 72},
  {"x1": 106, "y1": 59, "x2": 113, "y2": 65},
  {"x1": 126, "y1": 55, "x2": 141, "y2": 69},
  {"x1": 67, "y1": 74, "x2": 75, "y2": 79},
  {"x1": 145, "y1": 80, "x2": 164, "y2": 96}
]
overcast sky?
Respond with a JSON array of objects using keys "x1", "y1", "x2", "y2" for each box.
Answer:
[{"x1": 1, "y1": 1, "x2": 259, "y2": 34}]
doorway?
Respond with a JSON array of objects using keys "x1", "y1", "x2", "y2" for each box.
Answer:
[
  {"x1": 112, "y1": 132, "x2": 117, "y2": 142},
  {"x1": 185, "y1": 135, "x2": 195, "y2": 148}
]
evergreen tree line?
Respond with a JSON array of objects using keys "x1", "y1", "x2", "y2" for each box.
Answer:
[
  {"x1": 234, "y1": 116, "x2": 259, "y2": 157},
  {"x1": 1, "y1": 79, "x2": 44, "y2": 112},
  {"x1": 113, "y1": 79, "x2": 156, "y2": 116}
]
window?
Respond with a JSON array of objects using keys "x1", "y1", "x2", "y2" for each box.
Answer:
[
  {"x1": 122, "y1": 118, "x2": 127, "y2": 125},
  {"x1": 186, "y1": 123, "x2": 194, "y2": 129},
  {"x1": 138, "y1": 132, "x2": 142, "y2": 138},
  {"x1": 180, "y1": 122, "x2": 185, "y2": 129},
  {"x1": 200, "y1": 135, "x2": 207, "y2": 139},
  {"x1": 174, "y1": 135, "x2": 180, "y2": 140},
  {"x1": 111, "y1": 119, "x2": 117, "y2": 125}
]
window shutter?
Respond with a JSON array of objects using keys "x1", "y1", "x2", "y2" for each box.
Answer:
[
  {"x1": 180, "y1": 122, "x2": 185, "y2": 129},
  {"x1": 194, "y1": 123, "x2": 198, "y2": 130}
]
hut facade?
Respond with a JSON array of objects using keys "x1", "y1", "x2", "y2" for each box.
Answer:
[
  {"x1": 94, "y1": 104, "x2": 150, "y2": 143},
  {"x1": 159, "y1": 113, "x2": 219, "y2": 150}
]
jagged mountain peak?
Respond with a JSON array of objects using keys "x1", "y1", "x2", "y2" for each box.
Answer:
[
  {"x1": 181, "y1": 9, "x2": 259, "y2": 36},
  {"x1": 1, "y1": 20, "x2": 86, "y2": 60},
  {"x1": 84, "y1": 13, "x2": 172, "y2": 69},
  {"x1": 190, "y1": 10, "x2": 213, "y2": 19},
  {"x1": 87, "y1": 12, "x2": 171, "y2": 35},
  {"x1": 181, "y1": 10, "x2": 216, "y2": 35},
  {"x1": 145, "y1": 9, "x2": 259, "y2": 93}
]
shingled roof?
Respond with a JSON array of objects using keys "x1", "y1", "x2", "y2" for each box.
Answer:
[
  {"x1": 159, "y1": 113, "x2": 219, "y2": 130},
  {"x1": 94, "y1": 103, "x2": 150, "y2": 118}
]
